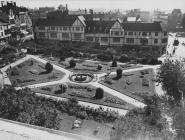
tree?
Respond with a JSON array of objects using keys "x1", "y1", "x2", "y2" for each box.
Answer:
[
  {"x1": 45, "y1": 62, "x2": 53, "y2": 73},
  {"x1": 59, "y1": 83, "x2": 68, "y2": 93},
  {"x1": 94, "y1": 88, "x2": 104, "y2": 99},
  {"x1": 157, "y1": 59, "x2": 185, "y2": 105},
  {"x1": 182, "y1": 14, "x2": 185, "y2": 29},
  {"x1": 116, "y1": 68, "x2": 122, "y2": 79},
  {"x1": 69, "y1": 59, "x2": 76, "y2": 68},
  {"x1": 110, "y1": 95, "x2": 173, "y2": 140},
  {"x1": 119, "y1": 54, "x2": 129, "y2": 63},
  {"x1": 112, "y1": 60, "x2": 117, "y2": 67}
]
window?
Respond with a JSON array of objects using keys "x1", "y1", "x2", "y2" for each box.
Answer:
[
  {"x1": 140, "y1": 38, "x2": 148, "y2": 45},
  {"x1": 113, "y1": 37, "x2": 120, "y2": 42},
  {"x1": 142, "y1": 32, "x2": 147, "y2": 36},
  {"x1": 111, "y1": 31, "x2": 113, "y2": 35},
  {"x1": 1, "y1": 32, "x2": 4, "y2": 36},
  {"x1": 81, "y1": 27, "x2": 83, "y2": 31},
  {"x1": 154, "y1": 39, "x2": 158, "y2": 44},
  {"x1": 120, "y1": 32, "x2": 123, "y2": 35},
  {"x1": 149, "y1": 32, "x2": 151, "y2": 36},
  {"x1": 50, "y1": 32, "x2": 57, "y2": 38},
  {"x1": 38, "y1": 32, "x2": 45, "y2": 38},
  {"x1": 62, "y1": 33, "x2": 69, "y2": 38},
  {"x1": 60, "y1": 27, "x2": 63, "y2": 30},
  {"x1": 38, "y1": 26, "x2": 45, "y2": 30},
  {"x1": 86, "y1": 37, "x2": 93, "y2": 41},
  {"x1": 128, "y1": 32, "x2": 133, "y2": 36},
  {"x1": 76, "y1": 27, "x2": 80, "y2": 31},
  {"x1": 125, "y1": 32, "x2": 127, "y2": 35},
  {"x1": 95, "y1": 37, "x2": 99, "y2": 42},
  {"x1": 162, "y1": 38, "x2": 167, "y2": 43},
  {"x1": 155, "y1": 32, "x2": 158, "y2": 36},
  {"x1": 74, "y1": 33, "x2": 81, "y2": 39},
  {"x1": 135, "y1": 32, "x2": 136, "y2": 35},
  {"x1": 101, "y1": 37, "x2": 108, "y2": 42},
  {"x1": 115, "y1": 31, "x2": 119, "y2": 35},
  {"x1": 139, "y1": 32, "x2": 141, "y2": 36},
  {"x1": 164, "y1": 32, "x2": 167, "y2": 36},
  {"x1": 50, "y1": 26, "x2": 55, "y2": 30},
  {"x1": 63, "y1": 27, "x2": 67, "y2": 31},
  {"x1": 126, "y1": 38, "x2": 134, "y2": 43}
]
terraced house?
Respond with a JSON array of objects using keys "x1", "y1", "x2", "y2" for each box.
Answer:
[
  {"x1": 35, "y1": 16, "x2": 168, "y2": 50},
  {"x1": 34, "y1": 16, "x2": 85, "y2": 41},
  {"x1": 0, "y1": 20, "x2": 11, "y2": 43}
]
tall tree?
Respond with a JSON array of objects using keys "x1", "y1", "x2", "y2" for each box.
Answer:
[{"x1": 157, "y1": 59, "x2": 185, "y2": 105}]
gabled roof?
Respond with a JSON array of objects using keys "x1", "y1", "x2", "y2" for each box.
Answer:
[
  {"x1": 85, "y1": 20, "x2": 115, "y2": 33},
  {"x1": 122, "y1": 22, "x2": 163, "y2": 31},
  {"x1": 35, "y1": 16, "x2": 78, "y2": 27}
]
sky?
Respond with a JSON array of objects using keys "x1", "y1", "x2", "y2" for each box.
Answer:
[{"x1": 11, "y1": 0, "x2": 185, "y2": 12}]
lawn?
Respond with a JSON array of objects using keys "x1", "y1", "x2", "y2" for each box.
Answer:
[
  {"x1": 58, "y1": 113, "x2": 113, "y2": 139},
  {"x1": 31, "y1": 83, "x2": 136, "y2": 110},
  {"x1": 43, "y1": 56, "x2": 142, "y2": 74},
  {"x1": 99, "y1": 69, "x2": 156, "y2": 102},
  {"x1": 7, "y1": 58, "x2": 65, "y2": 86}
]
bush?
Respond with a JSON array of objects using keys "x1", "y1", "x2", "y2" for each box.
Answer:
[
  {"x1": 60, "y1": 56, "x2": 65, "y2": 61},
  {"x1": 116, "y1": 68, "x2": 122, "y2": 79},
  {"x1": 45, "y1": 62, "x2": 53, "y2": 73},
  {"x1": 94, "y1": 88, "x2": 104, "y2": 99},
  {"x1": 142, "y1": 78, "x2": 150, "y2": 87},
  {"x1": 97, "y1": 54, "x2": 113, "y2": 61},
  {"x1": 148, "y1": 58, "x2": 162, "y2": 65},
  {"x1": 97, "y1": 64, "x2": 102, "y2": 70},
  {"x1": 69, "y1": 59, "x2": 76, "y2": 68},
  {"x1": 111, "y1": 60, "x2": 117, "y2": 67},
  {"x1": 119, "y1": 54, "x2": 129, "y2": 63},
  {"x1": 59, "y1": 83, "x2": 68, "y2": 93}
]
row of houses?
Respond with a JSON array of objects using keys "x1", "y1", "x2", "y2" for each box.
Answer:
[
  {"x1": 34, "y1": 16, "x2": 168, "y2": 49},
  {"x1": 0, "y1": 20, "x2": 11, "y2": 43}
]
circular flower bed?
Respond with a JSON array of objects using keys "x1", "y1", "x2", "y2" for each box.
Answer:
[{"x1": 69, "y1": 73, "x2": 94, "y2": 83}]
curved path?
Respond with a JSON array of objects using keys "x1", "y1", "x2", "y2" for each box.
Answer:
[{"x1": 1, "y1": 54, "x2": 162, "y2": 114}]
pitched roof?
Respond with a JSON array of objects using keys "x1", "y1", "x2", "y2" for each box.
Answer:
[
  {"x1": 35, "y1": 16, "x2": 77, "y2": 26},
  {"x1": 85, "y1": 20, "x2": 115, "y2": 33},
  {"x1": 122, "y1": 22, "x2": 163, "y2": 31}
]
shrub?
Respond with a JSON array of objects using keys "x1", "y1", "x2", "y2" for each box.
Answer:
[
  {"x1": 116, "y1": 68, "x2": 123, "y2": 79},
  {"x1": 148, "y1": 58, "x2": 162, "y2": 65},
  {"x1": 142, "y1": 78, "x2": 150, "y2": 87},
  {"x1": 111, "y1": 60, "x2": 117, "y2": 67},
  {"x1": 69, "y1": 59, "x2": 76, "y2": 68},
  {"x1": 97, "y1": 54, "x2": 113, "y2": 61},
  {"x1": 60, "y1": 56, "x2": 65, "y2": 62},
  {"x1": 94, "y1": 88, "x2": 104, "y2": 99},
  {"x1": 97, "y1": 64, "x2": 102, "y2": 70},
  {"x1": 59, "y1": 83, "x2": 68, "y2": 93},
  {"x1": 45, "y1": 62, "x2": 53, "y2": 73},
  {"x1": 119, "y1": 54, "x2": 129, "y2": 63}
]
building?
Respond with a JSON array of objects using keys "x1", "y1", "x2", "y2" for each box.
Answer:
[
  {"x1": 35, "y1": 16, "x2": 85, "y2": 41},
  {"x1": 0, "y1": 19, "x2": 11, "y2": 43},
  {"x1": 34, "y1": 16, "x2": 168, "y2": 54}
]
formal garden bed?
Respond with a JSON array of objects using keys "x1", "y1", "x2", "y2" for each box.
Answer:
[
  {"x1": 7, "y1": 58, "x2": 65, "y2": 86},
  {"x1": 42, "y1": 56, "x2": 143, "y2": 74},
  {"x1": 99, "y1": 69, "x2": 156, "y2": 102},
  {"x1": 31, "y1": 83, "x2": 135, "y2": 110}
]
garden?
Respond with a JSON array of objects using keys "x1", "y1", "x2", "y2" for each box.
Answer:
[
  {"x1": 42, "y1": 56, "x2": 142, "y2": 74},
  {"x1": 99, "y1": 68, "x2": 156, "y2": 102},
  {"x1": 31, "y1": 83, "x2": 136, "y2": 110},
  {"x1": 7, "y1": 58, "x2": 65, "y2": 86}
]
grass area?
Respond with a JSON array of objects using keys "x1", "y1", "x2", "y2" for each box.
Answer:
[
  {"x1": 8, "y1": 58, "x2": 65, "y2": 86},
  {"x1": 58, "y1": 113, "x2": 112, "y2": 139},
  {"x1": 31, "y1": 83, "x2": 135, "y2": 110},
  {"x1": 43, "y1": 56, "x2": 143, "y2": 74},
  {"x1": 99, "y1": 69, "x2": 156, "y2": 102}
]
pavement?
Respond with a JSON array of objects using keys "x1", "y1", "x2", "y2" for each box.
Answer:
[{"x1": 0, "y1": 119, "x2": 99, "y2": 140}]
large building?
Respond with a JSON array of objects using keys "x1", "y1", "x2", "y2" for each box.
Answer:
[
  {"x1": 35, "y1": 16, "x2": 85, "y2": 41},
  {"x1": 34, "y1": 16, "x2": 168, "y2": 53},
  {"x1": 0, "y1": 19, "x2": 11, "y2": 43}
]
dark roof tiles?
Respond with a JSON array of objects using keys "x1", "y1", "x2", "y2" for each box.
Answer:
[
  {"x1": 122, "y1": 22, "x2": 163, "y2": 31},
  {"x1": 85, "y1": 20, "x2": 115, "y2": 33}
]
